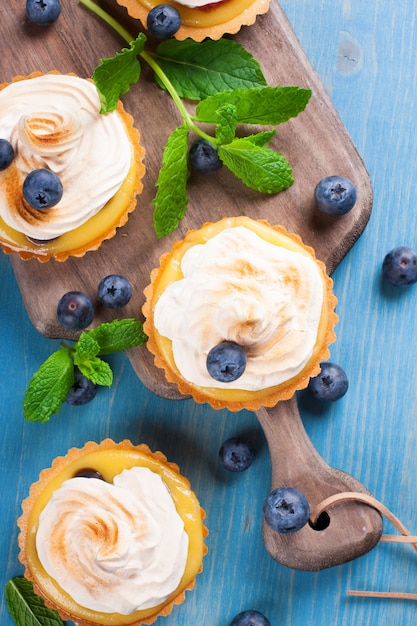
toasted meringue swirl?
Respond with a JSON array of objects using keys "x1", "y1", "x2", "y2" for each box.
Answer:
[
  {"x1": 154, "y1": 226, "x2": 324, "y2": 390},
  {"x1": 36, "y1": 467, "x2": 189, "y2": 614},
  {"x1": 0, "y1": 74, "x2": 131, "y2": 239}
]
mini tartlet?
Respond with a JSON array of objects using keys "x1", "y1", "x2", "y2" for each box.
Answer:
[
  {"x1": 116, "y1": 0, "x2": 271, "y2": 41},
  {"x1": 143, "y1": 216, "x2": 338, "y2": 412},
  {"x1": 18, "y1": 439, "x2": 207, "y2": 626},
  {"x1": 0, "y1": 72, "x2": 145, "y2": 262}
]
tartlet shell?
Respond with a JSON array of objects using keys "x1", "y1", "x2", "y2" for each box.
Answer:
[
  {"x1": 0, "y1": 71, "x2": 145, "y2": 263},
  {"x1": 143, "y1": 217, "x2": 338, "y2": 412},
  {"x1": 17, "y1": 438, "x2": 208, "y2": 626}
]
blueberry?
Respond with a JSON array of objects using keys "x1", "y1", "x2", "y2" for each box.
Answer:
[
  {"x1": 219, "y1": 437, "x2": 254, "y2": 472},
  {"x1": 147, "y1": 4, "x2": 182, "y2": 38},
  {"x1": 189, "y1": 139, "x2": 222, "y2": 174},
  {"x1": 307, "y1": 362, "x2": 349, "y2": 401},
  {"x1": 0, "y1": 139, "x2": 14, "y2": 171},
  {"x1": 73, "y1": 468, "x2": 104, "y2": 479},
  {"x1": 66, "y1": 367, "x2": 98, "y2": 406},
  {"x1": 26, "y1": 0, "x2": 61, "y2": 25},
  {"x1": 230, "y1": 610, "x2": 271, "y2": 626},
  {"x1": 98, "y1": 274, "x2": 132, "y2": 309},
  {"x1": 23, "y1": 169, "x2": 63, "y2": 210},
  {"x1": 57, "y1": 291, "x2": 94, "y2": 331},
  {"x1": 382, "y1": 246, "x2": 417, "y2": 286},
  {"x1": 314, "y1": 175, "x2": 357, "y2": 216},
  {"x1": 207, "y1": 341, "x2": 246, "y2": 383},
  {"x1": 263, "y1": 487, "x2": 310, "y2": 533}
]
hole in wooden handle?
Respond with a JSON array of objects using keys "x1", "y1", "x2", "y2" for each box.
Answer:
[
  {"x1": 310, "y1": 491, "x2": 417, "y2": 600},
  {"x1": 308, "y1": 510, "x2": 330, "y2": 531}
]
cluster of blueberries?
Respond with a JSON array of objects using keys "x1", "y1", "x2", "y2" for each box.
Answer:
[
  {"x1": 57, "y1": 275, "x2": 132, "y2": 406},
  {"x1": 57, "y1": 275, "x2": 133, "y2": 331},
  {"x1": 315, "y1": 176, "x2": 417, "y2": 286}
]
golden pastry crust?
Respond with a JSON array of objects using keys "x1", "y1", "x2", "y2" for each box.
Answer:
[
  {"x1": 143, "y1": 216, "x2": 338, "y2": 412},
  {"x1": 0, "y1": 72, "x2": 145, "y2": 263},
  {"x1": 18, "y1": 439, "x2": 207, "y2": 626},
  {"x1": 116, "y1": 0, "x2": 271, "y2": 41}
]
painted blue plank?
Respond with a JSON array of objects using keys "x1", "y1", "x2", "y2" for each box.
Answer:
[{"x1": 2, "y1": 1, "x2": 417, "y2": 626}]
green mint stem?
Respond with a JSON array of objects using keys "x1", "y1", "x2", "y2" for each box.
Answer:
[
  {"x1": 141, "y1": 50, "x2": 213, "y2": 141},
  {"x1": 80, "y1": 0, "x2": 214, "y2": 142}
]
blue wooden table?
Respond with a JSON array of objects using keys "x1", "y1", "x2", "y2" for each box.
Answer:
[{"x1": 2, "y1": 1, "x2": 417, "y2": 625}]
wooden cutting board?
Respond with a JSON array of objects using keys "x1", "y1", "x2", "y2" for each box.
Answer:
[{"x1": 5, "y1": 1, "x2": 382, "y2": 570}]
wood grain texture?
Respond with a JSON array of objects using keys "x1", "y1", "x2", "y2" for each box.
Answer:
[{"x1": 3, "y1": 0, "x2": 417, "y2": 625}]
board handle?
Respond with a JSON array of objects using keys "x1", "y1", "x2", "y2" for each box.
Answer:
[{"x1": 256, "y1": 397, "x2": 383, "y2": 571}]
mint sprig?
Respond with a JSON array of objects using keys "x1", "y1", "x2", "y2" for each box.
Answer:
[
  {"x1": 6, "y1": 577, "x2": 64, "y2": 626},
  {"x1": 80, "y1": 0, "x2": 311, "y2": 238},
  {"x1": 23, "y1": 319, "x2": 146, "y2": 423}
]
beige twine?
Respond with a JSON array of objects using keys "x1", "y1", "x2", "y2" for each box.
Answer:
[{"x1": 310, "y1": 492, "x2": 417, "y2": 600}]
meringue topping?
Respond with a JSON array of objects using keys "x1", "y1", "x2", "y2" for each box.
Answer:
[
  {"x1": 36, "y1": 467, "x2": 189, "y2": 614},
  {"x1": 0, "y1": 74, "x2": 131, "y2": 239},
  {"x1": 153, "y1": 226, "x2": 325, "y2": 390}
]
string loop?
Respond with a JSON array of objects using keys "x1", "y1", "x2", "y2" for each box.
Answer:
[{"x1": 310, "y1": 491, "x2": 417, "y2": 599}]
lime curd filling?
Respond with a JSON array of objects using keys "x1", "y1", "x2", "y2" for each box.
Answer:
[
  {"x1": 36, "y1": 467, "x2": 189, "y2": 615},
  {"x1": 0, "y1": 74, "x2": 131, "y2": 240},
  {"x1": 153, "y1": 226, "x2": 325, "y2": 391}
]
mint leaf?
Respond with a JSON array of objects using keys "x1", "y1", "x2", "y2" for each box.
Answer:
[
  {"x1": 88, "y1": 318, "x2": 147, "y2": 354},
  {"x1": 77, "y1": 356, "x2": 113, "y2": 386},
  {"x1": 153, "y1": 38, "x2": 267, "y2": 100},
  {"x1": 196, "y1": 86, "x2": 312, "y2": 125},
  {"x1": 81, "y1": 2, "x2": 313, "y2": 239},
  {"x1": 245, "y1": 129, "x2": 277, "y2": 146},
  {"x1": 219, "y1": 138, "x2": 294, "y2": 193},
  {"x1": 6, "y1": 577, "x2": 64, "y2": 626},
  {"x1": 22, "y1": 319, "x2": 147, "y2": 422},
  {"x1": 24, "y1": 349, "x2": 74, "y2": 423},
  {"x1": 215, "y1": 104, "x2": 237, "y2": 146},
  {"x1": 93, "y1": 33, "x2": 146, "y2": 113},
  {"x1": 153, "y1": 125, "x2": 189, "y2": 238},
  {"x1": 73, "y1": 333, "x2": 100, "y2": 363}
]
